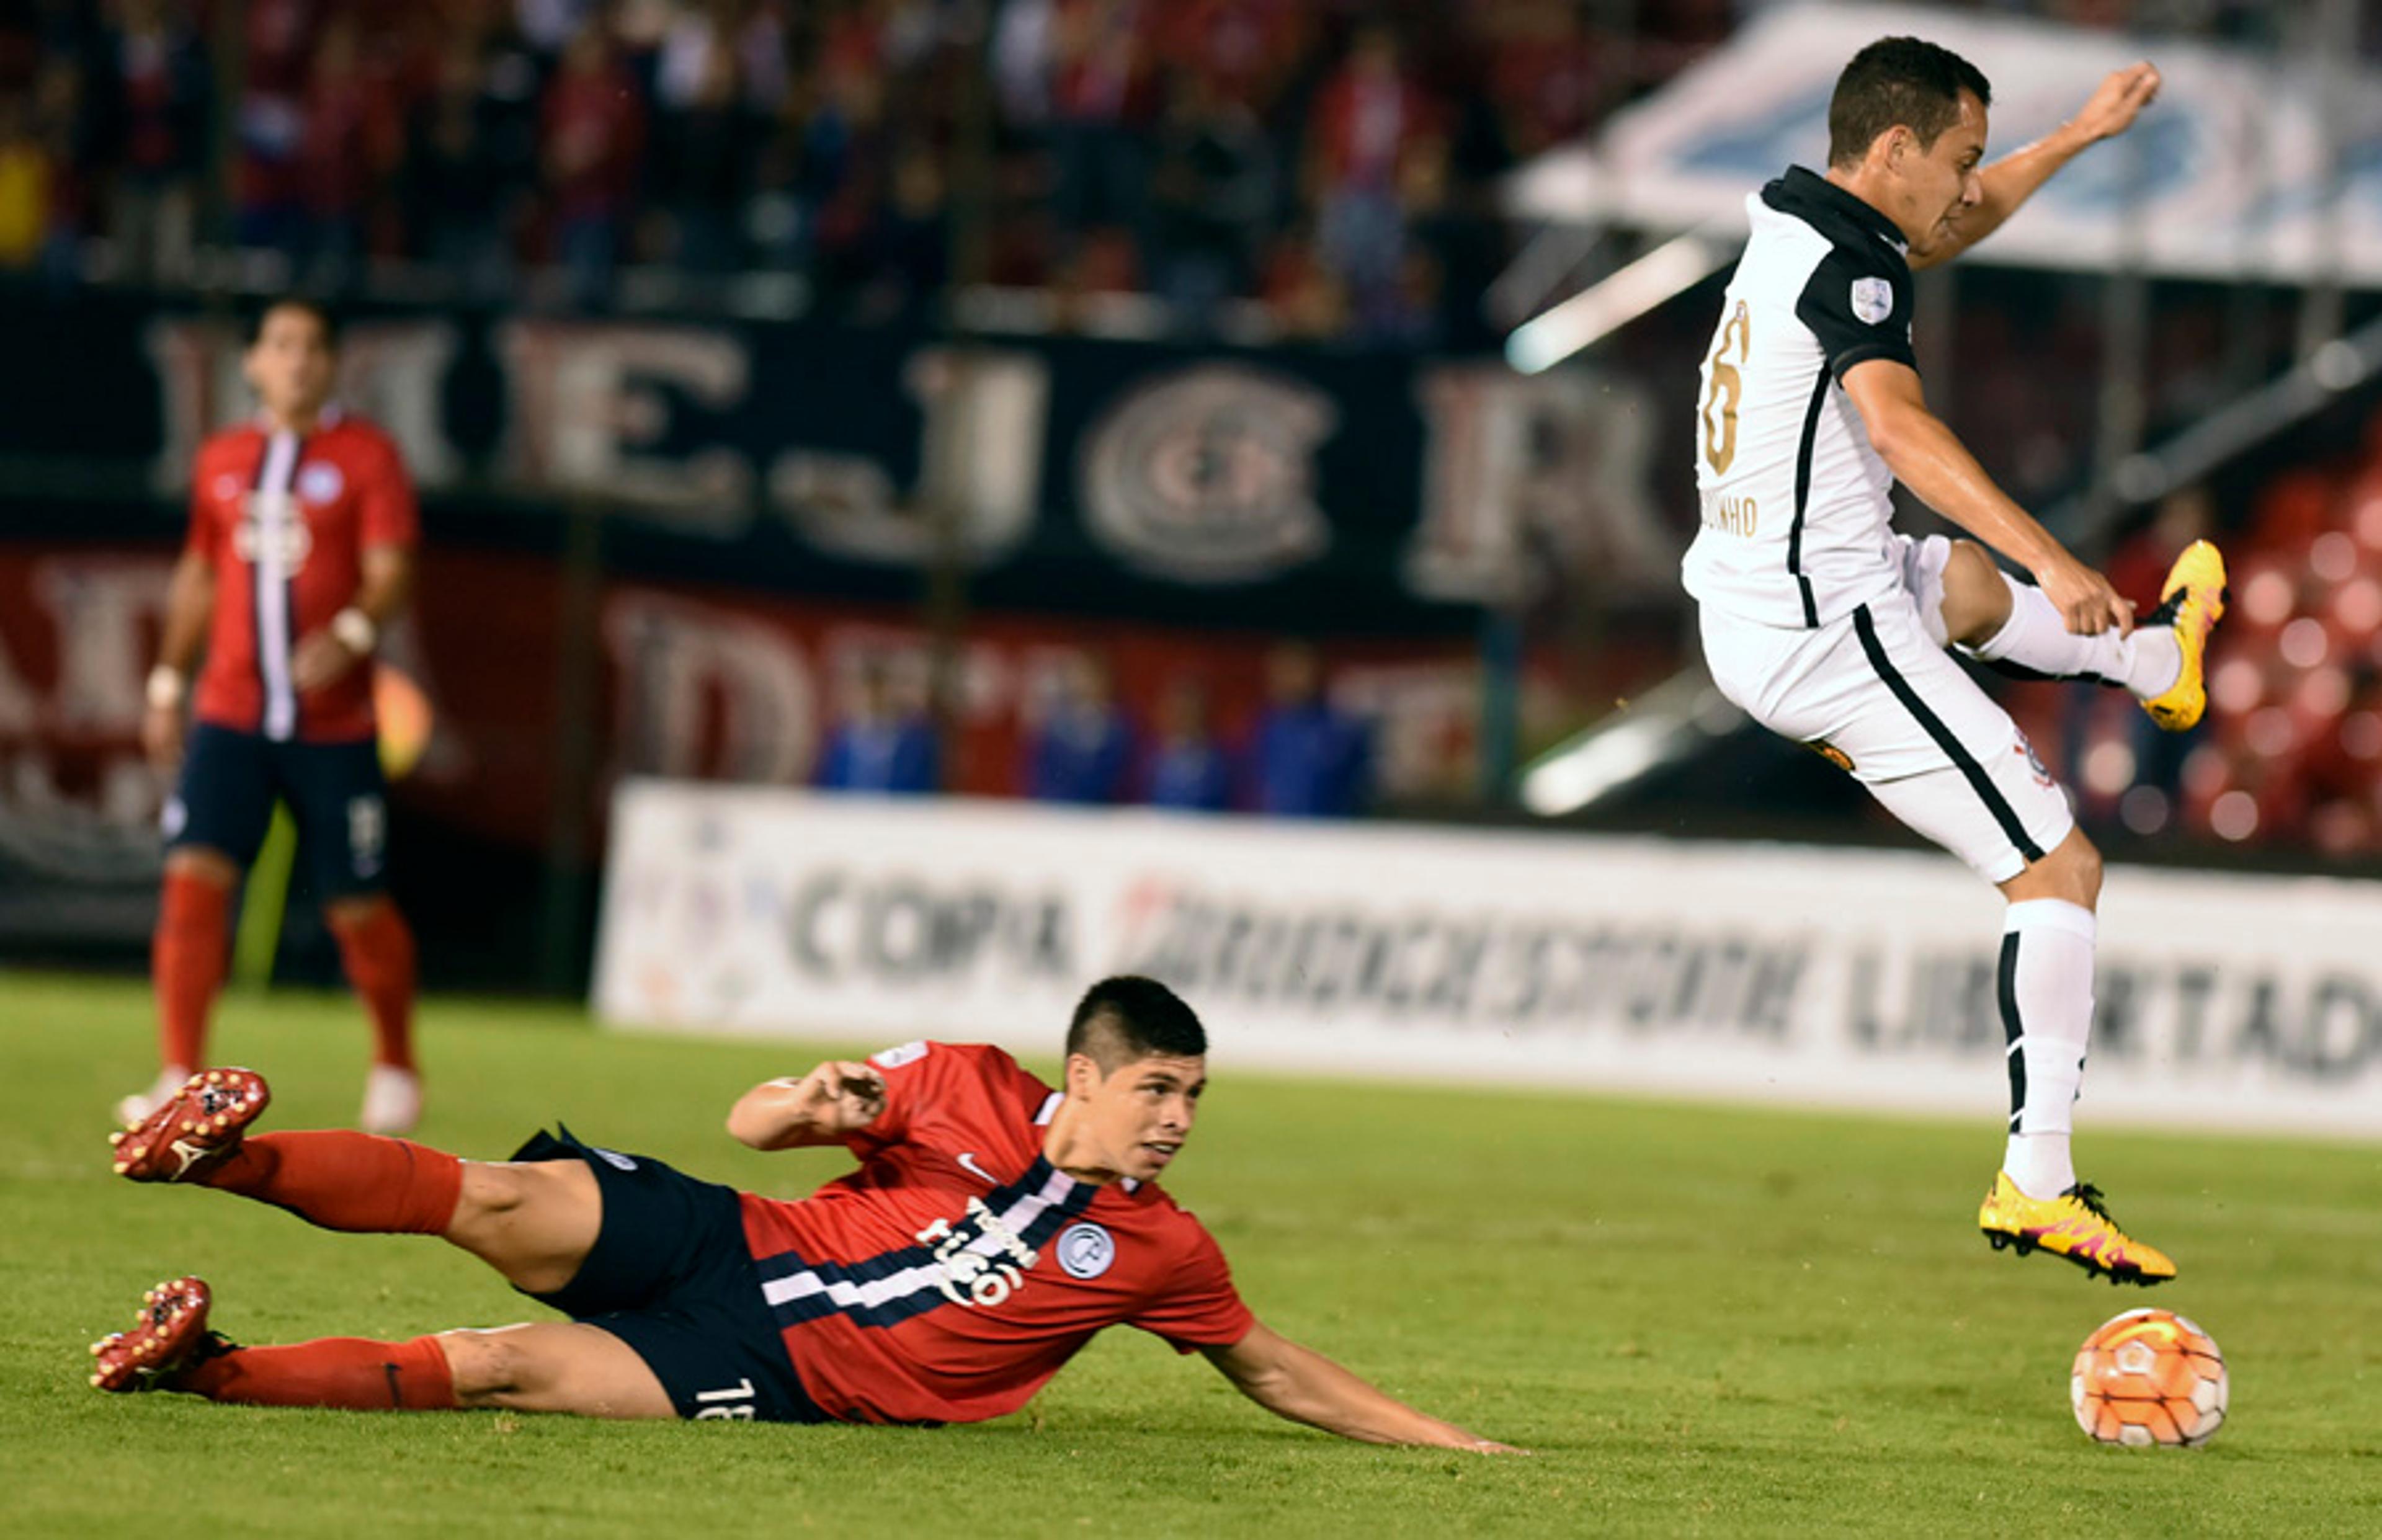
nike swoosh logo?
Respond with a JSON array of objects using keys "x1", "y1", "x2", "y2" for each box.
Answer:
[{"x1": 955, "y1": 1151, "x2": 996, "y2": 1185}]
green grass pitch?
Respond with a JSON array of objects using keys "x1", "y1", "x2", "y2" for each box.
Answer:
[{"x1": 6, "y1": 971, "x2": 2379, "y2": 1538}]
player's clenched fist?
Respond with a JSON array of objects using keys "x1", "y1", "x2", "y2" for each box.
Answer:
[
  {"x1": 726, "y1": 1062, "x2": 888, "y2": 1149},
  {"x1": 2033, "y1": 552, "x2": 2134, "y2": 637},
  {"x1": 788, "y1": 1061, "x2": 887, "y2": 1133}
]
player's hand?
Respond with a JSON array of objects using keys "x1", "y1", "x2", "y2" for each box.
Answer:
[
  {"x1": 291, "y1": 631, "x2": 363, "y2": 692},
  {"x1": 2034, "y1": 553, "x2": 2135, "y2": 636},
  {"x1": 1461, "y1": 1438, "x2": 1530, "y2": 1454},
  {"x1": 2068, "y1": 61, "x2": 2161, "y2": 145},
  {"x1": 141, "y1": 701, "x2": 185, "y2": 773},
  {"x1": 787, "y1": 1060, "x2": 886, "y2": 1134}
]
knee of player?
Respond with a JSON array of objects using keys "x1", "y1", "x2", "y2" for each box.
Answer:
[
  {"x1": 2071, "y1": 837, "x2": 2104, "y2": 897},
  {"x1": 164, "y1": 848, "x2": 241, "y2": 888},
  {"x1": 434, "y1": 1329, "x2": 522, "y2": 1400},
  {"x1": 2050, "y1": 832, "x2": 2104, "y2": 901},
  {"x1": 1940, "y1": 541, "x2": 2010, "y2": 642},
  {"x1": 453, "y1": 1160, "x2": 529, "y2": 1225}
]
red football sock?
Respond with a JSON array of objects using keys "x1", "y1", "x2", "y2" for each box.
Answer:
[
  {"x1": 152, "y1": 869, "x2": 231, "y2": 1074},
  {"x1": 181, "y1": 1335, "x2": 456, "y2": 1410},
  {"x1": 200, "y1": 1131, "x2": 463, "y2": 1235},
  {"x1": 328, "y1": 901, "x2": 417, "y2": 1071}
]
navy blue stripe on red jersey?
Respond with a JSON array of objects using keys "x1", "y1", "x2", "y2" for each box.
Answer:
[{"x1": 753, "y1": 1157, "x2": 1095, "y2": 1332}]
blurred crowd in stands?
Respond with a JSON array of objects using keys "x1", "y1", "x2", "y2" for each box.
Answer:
[
  {"x1": 0, "y1": 0, "x2": 1715, "y2": 337},
  {"x1": 818, "y1": 640, "x2": 1375, "y2": 816},
  {"x1": 0, "y1": 1, "x2": 2342, "y2": 338}
]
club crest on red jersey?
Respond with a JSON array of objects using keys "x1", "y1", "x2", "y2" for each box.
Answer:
[
  {"x1": 1055, "y1": 1222, "x2": 1115, "y2": 1280},
  {"x1": 297, "y1": 462, "x2": 345, "y2": 504}
]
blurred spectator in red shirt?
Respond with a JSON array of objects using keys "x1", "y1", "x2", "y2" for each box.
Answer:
[
  {"x1": 401, "y1": 32, "x2": 535, "y2": 298},
  {"x1": 1256, "y1": 223, "x2": 1348, "y2": 340},
  {"x1": 96, "y1": 0, "x2": 207, "y2": 283},
  {"x1": 797, "y1": 43, "x2": 892, "y2": 305},
  {"x1": 1481, "y1": 0, "x2": 1608, "y2": 159},
  {"x1": 1305, "y1": 24, "x2": 1440, "y2": 337},
  {"x1": 298, "y1": 16, "x2": 401, "y2": 285},
  {"x1": 1154, "y1": 0, "x2": 1308, "y2": 115},
  {"x1": 232, "y1": 0, "x2": 321, "y2": 259},
  {"x1": 654, "y1": 6, "x2": 751, "y2": 274},
  {"x1": 1048, "y1": 0, "x2": 1154, "y2": 263},
  {"x1": 541, "y1": 22, "x2": 645, "y2": 306},
  {"x1": 1149, "y1": 68, "x2": 1275, "y2": 331}
]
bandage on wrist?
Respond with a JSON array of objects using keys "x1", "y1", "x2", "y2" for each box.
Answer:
[
  {"x1": 330, "y1": 607, "x2": 378, "y2": 654},
  {"x1": 146, "y1": 665, "x2": 185, "y2": 710}
]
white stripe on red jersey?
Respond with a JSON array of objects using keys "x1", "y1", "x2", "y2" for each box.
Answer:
[{"x1": 251, "y1": 430, "x2": 302, "y2": 741}]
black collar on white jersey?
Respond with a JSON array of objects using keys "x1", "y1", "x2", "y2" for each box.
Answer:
[{"x1": 1762, "y1": 165, "x2": 1910, "y2": 265}]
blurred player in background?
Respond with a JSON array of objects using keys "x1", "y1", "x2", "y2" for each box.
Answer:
[
  {"x1": 91, "y1": 976, "x2": 1516, "y2": 1451},
  {"x1": 1683, "y1": 40, "x2": 2223, "y2": 1283},
  {"x1": 127, "y1": 298, "x2": 424, "y2": 1136}
]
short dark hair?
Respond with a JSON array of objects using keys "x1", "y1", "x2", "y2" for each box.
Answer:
[
  {"x1": 1065, "y1": 976, "x2": 1207, "y2": 1070},
  {"x1": 244, "y1": 297, "x2": 341, "y2": 350},
  {"x1": 1827, "y1": 37, "x2": 1992, "y2": 169}
]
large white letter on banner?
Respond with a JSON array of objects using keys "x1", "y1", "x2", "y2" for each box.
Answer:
[
  {"x1": 497, "y1": 322, "x2": 753, "y2": 533},
  {"x1": 767, "y1": 348, "x2": 1048, "y2": 566}
]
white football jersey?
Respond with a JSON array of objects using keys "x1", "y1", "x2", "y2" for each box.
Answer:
[{"x1": 1682, "y1": 166, "x2": 1919, "y2": 628}]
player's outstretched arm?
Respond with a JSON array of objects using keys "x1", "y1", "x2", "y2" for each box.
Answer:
[
  {"x1": 726, "y1": 1061, "x2": 886, "y2": 1150},
  {"x1": 1200, "y1": 1321, "x2": 1522, "y2": 1453},
  {"x1": 1911, "y1": 61, "x2": 2160, "y2": 271},
  {"x1": 1842, "y1": 358, "x2": 2131, "y2": 636}
]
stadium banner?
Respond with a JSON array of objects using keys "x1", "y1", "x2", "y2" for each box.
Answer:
[
  {"x1": 1504, "y1": 1, "x2": 2382, "y2": 287},
  {"x1": 0, "y1": 546, "x2": 1485, "y2": 945},
  {"x1": 0, "y1": 290, "x2": 1672, "y2": 629},
  {"x1": 596, "y1": 783, "x2": 2382, "y2": 1139}
]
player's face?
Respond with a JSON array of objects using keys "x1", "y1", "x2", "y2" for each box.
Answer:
[
  {"x1": 1074, "y1": 1051, "x2": 1205, "y2": 1181},
  {"x1": 1900, "y1": 92, "x2": 1989, "y2": 258},
  {"x1": 243, "y1": 306, "x2": 336, "y2": 423}
]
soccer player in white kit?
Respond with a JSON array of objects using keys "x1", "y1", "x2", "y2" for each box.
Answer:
[{"x1": 1684, "y1": 38, "x2": 2223, "y2": 1284}]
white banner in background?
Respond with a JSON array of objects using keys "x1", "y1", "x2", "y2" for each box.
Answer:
[
  {"x1": 1503, "y1": 1, "x2": 2382, "y2": 287},
  {"x1": 594, "y1": 783, "x2": 2382, "y2": 1138}
]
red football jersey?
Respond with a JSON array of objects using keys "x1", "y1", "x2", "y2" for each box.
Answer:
[
  {"x1": 186, "y1": 410, "x2": 418, "y2": 744},
  {"x1": 738, "y1": 1041, "x2": 1255, "y2": 1425}
]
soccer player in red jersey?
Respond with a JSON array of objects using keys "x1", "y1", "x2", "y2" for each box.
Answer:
[
  {"x1": 91, "y1": 977, "x2": 1517, "y2": 1449},
  {"x1": 125, "y1": 298, "x2": 424, "y2": 1136}
]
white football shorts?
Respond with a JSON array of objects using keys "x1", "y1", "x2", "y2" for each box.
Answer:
[{"x1": 1698, "y1": 534, "x2": 2074, "y2": 883}]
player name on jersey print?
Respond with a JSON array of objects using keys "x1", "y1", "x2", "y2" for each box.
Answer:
[{"x1": 753, "y1": 1157, "x2": 1095, "y2": 1328}]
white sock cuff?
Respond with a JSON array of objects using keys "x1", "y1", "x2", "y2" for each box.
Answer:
[
  {"x1": 1973, "y1": 573, "x2": 2034, "y2": 657},
  {"x1": 2004, "y1": 897, "x2": 2096, "y2": 942}
]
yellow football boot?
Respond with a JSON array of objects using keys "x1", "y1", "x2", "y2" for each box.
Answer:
[
  {"x1": 1978, "y1": 1173, "x2": 2177, "y2": 1286},
  {"x1": 2139, "y1": 540, "x2": 2227, "y2": 732}
]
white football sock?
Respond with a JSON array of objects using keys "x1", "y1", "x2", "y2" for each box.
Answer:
[
  {"x1": 1998, "y1": 898, "x2": 2097, "y2": 1200},
  {"x1": 1964, "y1": 574, "x2": 2181, "y2": 698}
]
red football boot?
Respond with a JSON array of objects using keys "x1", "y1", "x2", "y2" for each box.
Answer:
[
  {"x1": 89, "y1": 1276, "x2": 227, "y2": 1392},
  {"x1": 109, "y1": 1068, "x2": 270, "y2": 1183}
]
